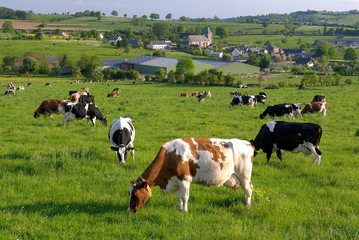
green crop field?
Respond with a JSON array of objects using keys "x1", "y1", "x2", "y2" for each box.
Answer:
[{"x1": 0, "y1": 76, "x2": 358, "y2": 239}]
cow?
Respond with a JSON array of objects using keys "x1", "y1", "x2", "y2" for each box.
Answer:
[
  {"x1": 129, "y1": 138, "x2": 255, "y2": 213},
  {"x1": 33, "y1": 99, "x2": 67, "y2": 118},
  {"x1": 180, "y1": 92, "x2": 189, "y2": 97},
  {"x1": 259, "y1": 103, "x2": 301, "y2": 120},
  {"x1": 204, "y1": 91, "x2": 212, "y2": 98},
  {"x1": 250, "y1": 121, "x2": 322, "y2": 165},
  {"x1": 230, "y1": 91, "x2": 241, "y2": 98},
  {"x1": 107, "y1": 90, "x2": 120, "y2": 97},
  {"x1": 17, "y1": 86, "x2": 25, "y2": 91},
  {"x1": 63, "y1": 103, "x2": 107, "y2": 126},
  {"x1": 230, "y1": 95, "x2": 255, "y2": 107},
  {"x1": 301, "y1": 102, "x2": 328, "y2": 118},
  {"x1": 45, "y1": 82, "x2": 51, "y2": 87},
  {"x1": 79, "y1": 94, "x2": 95, "y2": 104},
  {"x1": 197, "y1": 92, "x2": 205, "y2": 102},
  {"x1": 108, "y1": 117, "x2": 135, "y2": 164},
  {"x1": 255, "y1": 92, "x2": 267, "y2": 105},
  {"x1": 4, "y1": 82, "x2": 16, "y2": 95},
  {"x1": 312, "y1": 95, "x2": 325, "y2": 103},
  {"x1": 191, "y1": 92, "x2": 199, "y2": 97}
]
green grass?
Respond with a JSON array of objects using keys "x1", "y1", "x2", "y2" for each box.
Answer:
[{"x1": 0, "y1": 76, "x2": 358, "y2": 239}]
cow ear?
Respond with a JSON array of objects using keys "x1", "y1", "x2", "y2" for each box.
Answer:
[{"x1": 110, "y1": 146, "x2": 119, "y2": 151}]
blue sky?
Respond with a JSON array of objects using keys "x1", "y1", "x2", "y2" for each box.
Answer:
[{"x1": 1, "y1": 0, "x2": 358, "y2": 19}]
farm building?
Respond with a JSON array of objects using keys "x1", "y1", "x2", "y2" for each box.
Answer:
[{"x1": 110, "y1": 55, "x2": 259, "y2": 76}]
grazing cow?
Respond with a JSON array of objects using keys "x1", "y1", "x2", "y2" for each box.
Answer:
[
  {"x1": 4, "y1": 82, "x2": 16, "y2": 95},
  {"x1": 17, "y1": 86, "x2": 25, "y2": 91},
  {"x1": 45, "y1": 83, "x2": 51, "y2": 87},
  {"x1": 191, "y1": 92, "x2": 199, "y2": 97},
  {"x1": 27, "y1": 82, "x2": 32, "y2": 87},
  {"x1": 259, "y1": 103, "x2": 301, "y2": 120},
  {"x1": 33, "y1": 99, "x2": 67, "y2": 118},
  {"x1": 204, "y1": 91, "x2": 212, "y2": 98},
  {"x1": 301, "y1": 102, "x2": 328, "y2": 118},
  {"x1": 255, "y1": 92, "x2": 267, "y2": 105},
  {"x1": 108, "y1": 117, "x2": 135, "y2": 164},
  {"x1": 312, "y1": 95, "x2": 325, "y2": 103},
  {"x1": 180, "y1": 92, "x2": 189, "y2": 97},
  {"x1": 250, "y1": 121, "x2": 322, "y2": 165},
  {"x1": 107, "y1": 90, "x2": 120, "y2": 97},
  {"x1": 230, "y1": 95, "x2": 255, "y2": 107},
  {"x1": 129, "y1": 138, "x2": 255, "y2": 213},
  {"x1": 197, "y1": 92, "x2": 205, "y2": 102},
  {"x1": 79, "y1": 95, "x2": 95, "y2": 104},
  {"x1": 63, "y1": 103, "x2": 107, "y2": 126}
]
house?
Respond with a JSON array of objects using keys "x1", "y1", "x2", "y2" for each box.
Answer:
[
  {"x1": 45, "y1": 56, "x2": 59, "y2": 69},
  {"x1": 149, "y1": 40, "x2": 172, "y2": 50},
  {"x1": 210, "y1": 51, "x2": 223, "y2": 58},
  {"x1": 184, "y1": 27, "x2": 213, "y2": 48},
  {"x1": 109, "y1": 35, "x2": 122, "y2": 44},
  {"x1": 296, "y1": 57, "x2": 314, "y2": 67}
]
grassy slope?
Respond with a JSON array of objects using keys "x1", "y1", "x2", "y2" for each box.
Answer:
[{"x1": 0, "y1": 77, "x2": 358, "y2": 239}]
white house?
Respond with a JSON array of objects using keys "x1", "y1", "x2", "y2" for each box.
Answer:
[{"x1": 149, "y1": 40, "x2": 172, "y2": 50}]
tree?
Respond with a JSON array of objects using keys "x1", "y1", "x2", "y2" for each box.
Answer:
[
  {"x1": 149, "y1": 13, "x2": 160, "y2": 20},
  {"x1": 179, "y1": 16, "x2": 187, "y2": 21},
  {"x1": 176, "y1": 57, "x2": 194, "y2": 75},
  {"x1": 22, "y1": 57, "x2": 39, "y2": 74},
  {"x1": 77, "y1": 54, "x2": 100, "y2": 78},
  {"x1": 111, "y1": 10, "x2": 118, "y2": 17},
  {"x1": 222, "y1": 53, "x2": 233, "y2": 61},
  {"x1": 315, "y1": 42, "x2": 336, "y2": 58},
  {"x1": 344, "y1": 48, "x2": 358, "y2": 60},
  {"x1": 152, "y1": 22, "x2": 169, "y2": 38},
  {"x1": 59, "y1": 54, "x2": 72, "y2": 68},
  {"x1": 2, "y1": 21, "x2": 14, "y2": 33},
  {"x1": 215, "y1": 26, "x2": 228, "y2": 39},
  {"x1": 165, "y1": 13, "x2": 172, "y2": 20}
]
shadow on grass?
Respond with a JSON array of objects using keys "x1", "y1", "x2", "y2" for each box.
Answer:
[{"x1": 2, "y1": 201, "x2": 128, "y2": 217}]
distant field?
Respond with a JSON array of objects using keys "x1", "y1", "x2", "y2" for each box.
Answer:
[{"x1": 0, "y1": 77, "x2": 358, "y2": 239}]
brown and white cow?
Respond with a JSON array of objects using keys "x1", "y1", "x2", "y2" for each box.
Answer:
[
  {"x1": 180, "y1": 92, "x2": 189, "y2": 97},
  {"x1": 129, "y1": 138, "x2": 255, "y2": 213},
  {"x1": 301, "y1": 102, "x2": 328, "y2": 118},
  {"x1": 33, "y1": 99, "x2": 67, "y2": 118}
]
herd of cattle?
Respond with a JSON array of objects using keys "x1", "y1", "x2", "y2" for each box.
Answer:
[{"x1": 4, "y1": 82, "x2": 326, "y2": 213}]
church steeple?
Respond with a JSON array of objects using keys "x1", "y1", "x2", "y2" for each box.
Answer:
[{"x1": 204, "y1": 26, "x2": 213, "y2": 44}]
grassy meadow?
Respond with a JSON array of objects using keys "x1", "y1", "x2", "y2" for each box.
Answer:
[{"x1": 0, "y1": 76, "x2": 358, "y2": 239}]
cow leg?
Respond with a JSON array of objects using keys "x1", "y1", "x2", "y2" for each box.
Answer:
[
  {"x1": 128, "y1": 146, "x2": 135, "y2": 161},
  {"x1": 178, "y1": 178, "x2": 191, "y2": 212},
  {"x1": 276, "y1": 150, "x2": 283, "y2": 160},
  {"x1": 266, "y1": 152, "x2": 272, "y2": 162},
  {"x1": 306, "y1": 142, "x2": 322, "y2": 165},
  {"x1": 238, "y1": 172, "x2": 253, "y2": 207}
]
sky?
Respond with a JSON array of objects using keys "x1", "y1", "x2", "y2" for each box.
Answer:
[{"x1": 1, "y1": 0, "x2": 359, "y2": 19}]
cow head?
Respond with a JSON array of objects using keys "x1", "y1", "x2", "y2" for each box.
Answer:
[
  {"x1": 129, "y1": 180, "x2": 151, "y2": 213},
  {"x1": 33, "y1": 111, "x2": 40, "y2": 118},
  {"x1": 110, "y1": 145, "x2": 127, "y2": 164},
  {"x1": 101, "y1": 117, "x2": 108, "y2": 127}
]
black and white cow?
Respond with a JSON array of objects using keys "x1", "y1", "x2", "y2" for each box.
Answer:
[
  {"x1": 259, "y1": 103, "x2": 301, "y2": 120},
  {"x1": 255, "y1": 92, "x2": 267, "y2": 105},
  {"x1": 79, "y1": 94, "x2": 95, "y2": 104},
  {"x1": 108, "y1": 117, "x2": 135, "y2": 164},
  {"x1": 250, "y1": 121, "x2": 323, "y2": 165},
  {"x1": 63, "y1": 103, "x2": 107, "y2": 126},
  {"x1": 230, "y1": 95, "x2": 255, "y2": 107}
]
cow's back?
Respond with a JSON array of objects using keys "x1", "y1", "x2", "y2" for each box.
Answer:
[{"x1": 160, "y1": 138, "x2": 253, "y2": 187}]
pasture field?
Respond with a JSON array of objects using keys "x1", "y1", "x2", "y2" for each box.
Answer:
[{"x1": 0, "y1": 77, "x2": 358, "y2": 239}]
